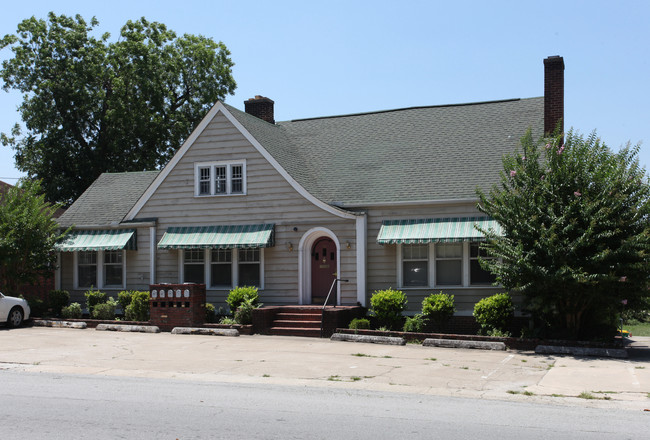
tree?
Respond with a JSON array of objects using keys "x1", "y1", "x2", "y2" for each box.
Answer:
[
  {"x1": 477, "y1": 129, "x2": 650, "y2": 339},
  {"x1": 0, "y1": 179, "x2": 67, "y2": 296},
  {"x1": 1, "y1": 13, "x2": 236, "y2": 205}
]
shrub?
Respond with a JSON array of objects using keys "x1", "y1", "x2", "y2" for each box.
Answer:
[
  {"x1": 125, "y1": 291, "x2": 149, "y2": 322},
  {"x1": 348, "y1": 318, "x2": 371, "y2": 330},
  {"x1": 421, "y1": 293, "x2": 456, "y2": 328},
  {"x1": 370, "y1": 288, "x2": 407, "y2": 329},
  {"x1": 92, "y1": 297, "x2": 117, "y2": 320},
  {"x1": 473, "y1": 293, "x2": 514, "y2": 336},
  {"x1": 27, "y1": 297, "x2": 48, "y2": 318},
  {"x1": 48, "y1": 290, "x2": 70, "y2": 317},
  {"x1": 234, "y1": 298, "x2": 259, "y2": 325},
  {"x1": 117, "y1": 290, "x2": 135, "y2": 315},
  {"x1": 226, "y1": 286, "x2": 259, "y2": 312},
  {"x1": 62, "y1": 302, "x2": 83, "y2": 319},
  {"x1": 403, "y1": 314, "x2": 426, "y2": 333},
  {"x1": 219, "y1": 317, "x2": 238, "y2": 325},
  {"x1": 205, "y1": 303, "x2": 216, "y2": 323},
  {"x1": 84, "y1": 288, "x2": 107, "y2": 315}
]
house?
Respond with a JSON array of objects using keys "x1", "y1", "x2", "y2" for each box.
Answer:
[{"x1": 55, "y1": 56, "x2": 565, "y2": 319}]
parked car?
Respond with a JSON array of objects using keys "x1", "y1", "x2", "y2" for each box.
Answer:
[{"x1": 0, "y1": 292, "x2": 31, "y2": 327}]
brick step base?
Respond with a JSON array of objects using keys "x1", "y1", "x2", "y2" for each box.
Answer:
[
  {"x1": 268, "y1": 327, "x2": 321, "y2": 337},
  {"x1": 275, "y1": 312, "x2": 322, "y2": 322},
  {"x1": 273, "y1": 319, "x2": 321, "y2": 329}
]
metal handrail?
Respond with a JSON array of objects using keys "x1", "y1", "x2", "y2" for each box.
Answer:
[{"x1": 320, "y1": 278, "x2": 349, "y2": 338}]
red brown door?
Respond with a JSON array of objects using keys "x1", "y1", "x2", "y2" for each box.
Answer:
[{"x1": 311, "y1": 237, "x2": 337, "y2": 305}]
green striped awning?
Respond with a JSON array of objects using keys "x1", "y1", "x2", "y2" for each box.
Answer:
[
  {"x1": 56, "y1": 229, "x2": 137, "y2": 252},
  {"x1": 157, "y1": 224, "x2": 275, "y2": 250},
  {"x1": 377, "y1": 217, "x2": 502, "y2": 244}
]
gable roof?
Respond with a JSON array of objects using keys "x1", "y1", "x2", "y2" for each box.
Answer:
[
  {"x1": 57, "y1": 171, "x2": 159, "y2": 228},
  {"x1": 226, "y1": 97, "x2": 544, "y2": 206}
]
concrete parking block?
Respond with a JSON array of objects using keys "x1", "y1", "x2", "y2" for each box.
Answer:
[
  {"x1": 96, "y1": 324, "x2": 160, "y2": 333},
  {"x1": 423, "y1": 338, "x2": 506, "y2": 351},
  {"x1": 32, "y1": 320, "x2": 87, "y2": 329},
  {"x1": 331, "y1": 333, "x2": 406, "y2": 345},
  {"x1": 171, "y1": 327, "x2": 239, "y2": 337}
]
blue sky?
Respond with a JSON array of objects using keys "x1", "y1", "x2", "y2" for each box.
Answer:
[{"x1": 1, "y1": 0, "x2": 649, "y2": 183}]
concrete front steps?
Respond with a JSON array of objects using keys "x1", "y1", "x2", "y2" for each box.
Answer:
[
  {"x1": 268, "y1": 308, "x2": 323, "y2": 337},
  {"x1": 253, "y1": 305, "x2": 365, "y2": 338}
]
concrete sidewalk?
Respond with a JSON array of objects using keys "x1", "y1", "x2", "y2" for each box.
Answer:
[{"x1": 0, "y1": 327, "x2": 648, "y2": 410}]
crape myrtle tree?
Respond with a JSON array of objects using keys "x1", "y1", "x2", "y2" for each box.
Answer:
[
  {"x1": 0, "y1": 179, "x2": 68, "y2": 296},
  {"x1": 0, "y1": 13, "x2": 236, "y2": 206},
  {"x1": 477, "y1": 129, "x2": 650, "y2": 339}
]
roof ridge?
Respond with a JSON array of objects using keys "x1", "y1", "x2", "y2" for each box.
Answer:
[{"x1": 285, "y1": 97, "x2": 538, "y2": 123}]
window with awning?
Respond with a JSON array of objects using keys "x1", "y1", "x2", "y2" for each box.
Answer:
[
  {"x1": 56, "y1": 229, "x2": 137, "y2": 252},
  {"x1": 377, "y1": 217, "x2": 501, "y2": 244},
  {"x1": 157, "y1": 224, "x2": 275, "y2": 249}
]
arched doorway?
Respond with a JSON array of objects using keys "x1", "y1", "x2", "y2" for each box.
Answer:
[{"x1": 311, "y1": 237, "x2": 337, "y2": 305}]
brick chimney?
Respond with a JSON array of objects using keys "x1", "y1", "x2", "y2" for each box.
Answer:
[
  {"x1": 244, "y1": 95, "x2": 275, "y2": 124},
  {"x1": 544, "y1": 56, "x2": 564, "y2": 136}
]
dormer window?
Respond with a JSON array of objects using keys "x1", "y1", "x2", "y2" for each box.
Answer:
[{"x1": 195, "y1": 160, "x2": 247, "y2": 196}]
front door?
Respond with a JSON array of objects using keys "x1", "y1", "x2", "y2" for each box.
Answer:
[{"x1": 311, "y1": 237, "x2": 337, "y2": 305}]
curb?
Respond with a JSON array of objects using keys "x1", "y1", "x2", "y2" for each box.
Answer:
[
  {"x1": 171, "y1": 327, "x2": 240, "y2": 337},
  {"x1": 423, "y1": 338, "x2": 506, "y2": 351},
  {"x1": 32, "y1": 320, "x2": 87, "y2": 329},
  {"x1": 535, "y1": 345, "x2": 628, "y2": 358},
  {"x1": 96, "y1": 324, "x2": 160, "y2": 333},
  {"x1": 331, "y1": 333, "x2": 406, "y2": 345}
]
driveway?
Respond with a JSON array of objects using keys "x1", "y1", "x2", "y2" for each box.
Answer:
[{"x1": 0, "y1": 327, "x2": 648, "y2": 410}]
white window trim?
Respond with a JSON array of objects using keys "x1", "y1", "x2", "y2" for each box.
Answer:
[
  {"x1": 194, "y1": 160, "x2": 247, "y2": 197},
  {"x1": 73, "y1": 250, "x2": 127, "y2": 290},
  {"x1": 180, "y1": 248, "x2": 264, "y2": 289}
]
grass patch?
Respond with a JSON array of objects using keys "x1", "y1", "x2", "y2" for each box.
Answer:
[
  {"x1": 262, "y1": 374, "x2": 270, "y2": 378},
  {"x1": 522, "y1": 391, "x2": 534, "y2": 396},
  {"x1": 551, "y1": 394, "x2": 566, "y2": 398},
  {"x1": 635, "y1": 366, "x2": 646, "y2": 369},
  {"x1": 407, "y1": 339, "x2": 422, "y2": 344},
  {"x1": 521, "y1": 359, "x2": 527, "y2": 363},
  {"x1": 351, "y1": 376, "x2": 362, "y2": 381},
  {"x1": 578, "y1": 392, "x2": 595, "y2": 400},
  {"x1": 383, "y1": 355, "x2": 393, "y2": 358},
  {"x1": 507, "y1": 390, "x2": 520, "y2": 395},
  {"x1": 460, "y1": 366, "x2": 469, "y2": 370},
  {"x1": 327, "y1": 375, "x2": 341, "y2": 382},
  {"x1": 623, "y1": 321, "x2": 650, "y2": 337},
  {"x1": 426, "y1": 357, "x2": 437, "y2": 361},
  {"x1": 352, "y1": 353, "x2": 371, "y2": 357}
]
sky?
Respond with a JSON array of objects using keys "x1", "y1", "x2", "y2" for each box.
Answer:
[{"x1": 1, "y1": 0, "x2": 649, "y2": 183}]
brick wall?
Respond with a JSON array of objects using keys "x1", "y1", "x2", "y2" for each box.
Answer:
[{"x1": 149, "y1": 283, "x2": 206, "y2": 331}]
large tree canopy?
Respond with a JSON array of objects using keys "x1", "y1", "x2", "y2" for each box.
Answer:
[
  {"x1": 478, "y1": 130, "x2": 650, "y2": 339},
  {"x1": 1, "y1": 13, "x2": 236, "y2": 205},
  {"x1": 0, "y1": 179, "x2": 67, "y2": 296}
]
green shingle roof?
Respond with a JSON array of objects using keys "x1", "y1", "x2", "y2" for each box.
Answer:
[
  {"x1": 226, "y1": 97, "x2": 543, "y2": 206},
  {"x1": 57, "y1": 171, "x2": 159, "y2": 228}
]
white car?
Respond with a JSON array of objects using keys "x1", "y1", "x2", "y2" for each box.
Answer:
[{"x1": 0, "y1": 292, "x2": 31, "y2": 327}]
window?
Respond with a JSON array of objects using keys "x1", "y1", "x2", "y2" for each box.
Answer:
[
  {"x1": 198, "y1": 167, "x2": 211, "y2": 195},
  {"x1": 184, "y1": 249, "x2": 205, "y2": 284},
  {"x1": 182, "y1": 248, "x2": 262, "y2": 288},
  {"x1": 435, "y1": 243, "x2": 462, "y2": 285},
  {"x1": 103, "y1": 251, "x2": 123, "y2": 287},
  {"x1": 76, "y1": 250, "x2": 126, "y2": 289},
  {"x1": 210, "y1": 249, "x2": 232, "y2": 287},
  {"x1": 402, "y1": 244, "x2": 428, "y2": 286},
  {"x1": 78, "y1": 251, "x2": 97, "y2": 288},
  {"x1": 238, "y1": 249, "x2": 260, "y2": 286},
  {"x1": 195, "y1": 161, "x2": 246, "y2": 196},
  {"x1": 470, "y1": 243, "x2": 497, "y2": 285}
]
